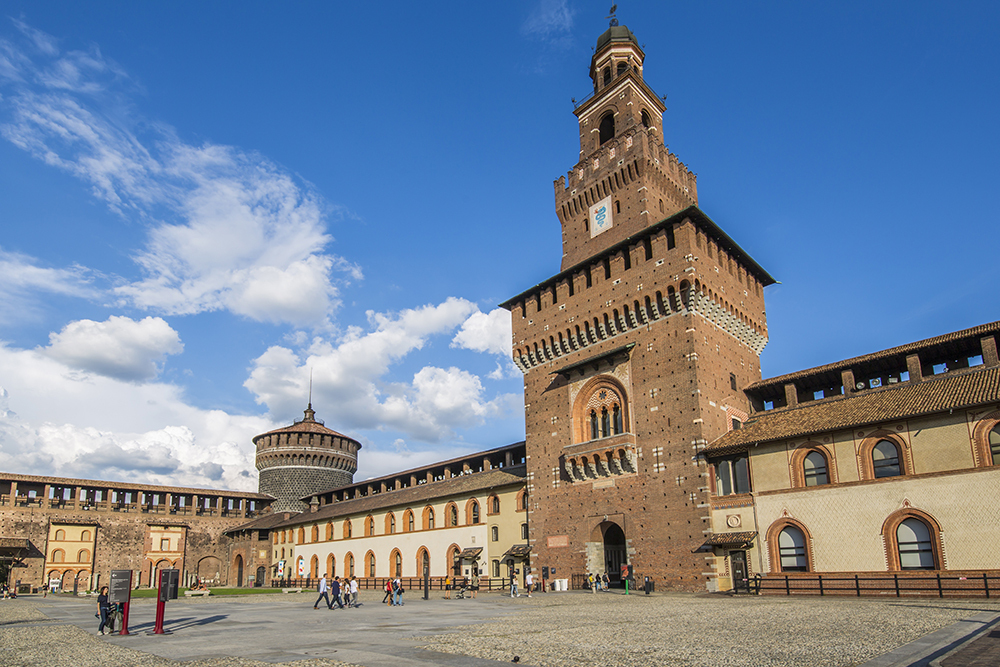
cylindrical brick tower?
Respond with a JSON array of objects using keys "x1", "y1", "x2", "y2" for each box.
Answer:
[{"x1": 254, "y1": 404, "x2": 361, "y2": 512}]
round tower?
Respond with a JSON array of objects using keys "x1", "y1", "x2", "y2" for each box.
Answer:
[{"x1": 254, "y1": 404, "x2": 361, "y2": 512}]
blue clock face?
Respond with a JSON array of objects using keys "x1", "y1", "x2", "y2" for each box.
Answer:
[{"x1": 589, "y1": 195, "x2": 614, "y2": 238}]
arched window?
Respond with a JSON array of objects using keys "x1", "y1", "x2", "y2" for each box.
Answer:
[
  {"x1": 311, "y1": 525, "x2": 319, "y2": 542},
  {"x1": 602, "y1": 67, "x2": 611, "y2": 86},
  {"x1": 297, "y1": 527, "x2": 305, "y2": 544},
  {"x1": 81, "y1": 530, "x2": 91, "y2": 542},
  {"x1": 366, "y1": 515, "x2": 375, "y2": 536},
  {"x1": 447, "y1": 544, "x2": 461, "y2": 576},
  {"x1": 52, "y1": 549, "x2": 65, "y2": 563},
  {"x1": 404, "y1": 509, "x2": 415, "y2": 532},
  {"x1": 641, "y1": 109, "x2": 651, "y2": 128},
  {"x1": 327, "y1": 553, "x2": 335, "y2": 577},
  {"x1": 54, "y1": 529, "x2": 65, "y2": 541},
  {"x1": 991, "y1": 424, "x2": 1000, "y2": 465},
  {"x1": 897, "y1": 519, "x2": 935, "y2": 570},
  {"x1": 326, "y1": 522, "x2": 333, "y2": 540},
  {"x1": 310, "y1": 554, "x2": 319, "y2": 578},
  {"x1": 343, "y1": 519, "x2": 352, "y2": 539},
  {"x1": 777, "y1": 526, "x2": 808, "y2": 571},
  {"x1": 613, "y1": 404, "x2": 623, "y2": 435},
  {"x1": 872, "y1": 440, "x2": 901, "y2": 478},
  {"x1": 491, "y1": 526, "x2": 499, "y2": 542},
  {"x1": 803, "y1": 451, "x2": 829, "y2": 486},
  {"x1": 416, "y1": 547, "x2": 430, "y2": 576},
  {"x1": 392, "y1": 549, "x2": 402, "y2": 577},
  {"x1": 448, "y1": 503, "x2": 458, "y2": 527},
  {"x1": 599, "y1": 112, "x2": 615, "y2": 145},
  {"x1": 367, "y1": 551, "x2": 376, "y2": 577},
  {"x1": 518, "y1": 488, "x2": 529, "y2": 511},
  {"x1": 590, "y1": 410, "x2": 599, "y2": 440},
  {"x1": 280, "y1": 548, "x2": 285, "y2": 559},
  {"x1": 386, "y1": 512, "x2": 396, "y2": 534},
  {"x1": 77, "y1": 549, "x2": 90, "y2": 563},
  {"x1": 600, "y1": 407, "x2": 610, "y2": 438},
  {"x1": 424, "y1": 506, "x2": 435, "y2": 530},
  {"x1": 616, "y1": 62, "x2": 627, "y2": 77},
  {"x1": 467, "y1": 500, "x2": 480, "y2": 525},
  {"x1": 345, "y1": 552, "x2": 354, "y2": 577},
  {"x1": 489, "y1": 495, "x2": 500, "y2": 515}
]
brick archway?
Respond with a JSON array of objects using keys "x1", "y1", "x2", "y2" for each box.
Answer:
[{"x1": 572, "y1": 375, "x2": 630, "y2": 443}]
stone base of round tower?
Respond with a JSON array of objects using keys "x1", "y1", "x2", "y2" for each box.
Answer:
[{"x1": 259, "y1": 467, "x2": 354, "y2": 513}]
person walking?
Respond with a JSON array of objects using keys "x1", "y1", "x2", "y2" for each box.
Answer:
[
  {"x1": 96, "y1": 586, "x2": 110, "y2": 635},
  {"x1": 444, "y1": 575, "x2": 451, "y2": 599},
  {"x1": 330, "y1": 576, "x2": 344, "y2": 609},
  {"x1": 392, "y1": 577, "x2": 403, "y2": 606},
  {"x1": 470, "y1": 571, "x2": 480, "y2": 599},
  {"x1": 314, "y1": 574, "x2": 332, "y2": 609},
  {"x1": 350, "y1": 576, "x2": 359, "y2": 607},
  {"x1": 525, "y1": 571, "x2": 534, "y2": 598},
  {"x1": 383, "y1": 578, "x2": 393, "y2": 605},
  {"x1": 510, "y1": 573, "x2": 519, "y2": 598}
]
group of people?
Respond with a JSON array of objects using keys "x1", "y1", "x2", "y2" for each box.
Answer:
[
  {"x1": 381, "y1": 577, "x2": 406, "y2": 606},
  {"x1": 313, "y1": 574, "x2": 359, "y2": 609},
  {"x1": 587, "y1": 572, "x2": 611, "y2": 592},
  {"x1": 1, "y1": 584, "x2": 17, "y2": 599},
  {"x1": 443, "y1": 572, "x2": 480, "y2": 599}
]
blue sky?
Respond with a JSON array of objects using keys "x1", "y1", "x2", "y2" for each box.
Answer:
[{"x1": 0, "y1": 1, "x2": 997, "y2": 491}]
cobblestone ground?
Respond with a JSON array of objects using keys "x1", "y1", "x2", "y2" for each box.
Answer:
[
  {"x1": 0, "y1": 601, "x2": 360, "y2": 667},
  {"x1": 418, "y1": 593, "x2": 1000, "y2": 667}
]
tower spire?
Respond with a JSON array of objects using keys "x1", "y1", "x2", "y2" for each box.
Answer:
[
  {"x1": 607, "y1": 4, "x2": 619, "y2": 27},
  {"x1": 304, "y1": 368, "x2": 316, "y2": 422}
]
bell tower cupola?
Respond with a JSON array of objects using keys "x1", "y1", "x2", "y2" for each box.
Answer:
[{"x1": 555, "y1": 20, "x2": 698, "y2": 270}]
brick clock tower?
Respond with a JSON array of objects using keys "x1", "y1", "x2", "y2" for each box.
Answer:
[{"x1": 501, "y1": 22, "x2": 776, "y2": 591}]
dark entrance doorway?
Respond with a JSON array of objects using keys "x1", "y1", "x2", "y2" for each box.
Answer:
[
  {"x1": 234, "y1": 555, "x2": 243, "y2": 587},
  {"x1": 603, "y1": 523, "x2": 626, "y2": 585},
  {"x1": 731, "y1": 551, "x2": 748, "y2": 593},
  {"x1": 255, "y1": 566, "x2": 265, "y2": 587}
]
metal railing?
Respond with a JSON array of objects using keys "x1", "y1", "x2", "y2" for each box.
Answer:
[{"x1": 760, "y1": 572, "x2": 998, "y2": 599}]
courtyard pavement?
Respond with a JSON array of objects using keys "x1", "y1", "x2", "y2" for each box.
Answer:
[{"x1": 2, "y1": 588, "x2": 998, "y2": 666}]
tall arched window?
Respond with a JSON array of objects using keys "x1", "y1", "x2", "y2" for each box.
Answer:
[
  {"x1": 616, "y1": 62, "x2": 627, "y2": 77},
  {"x1": 613, "y1": 404, "x2": 623, "y2": 435},
  {"x1": 873, "y1": 440, "x2": 901, "y2": 478},
  {"x1": 81, "y1": 530, "x2": 91, "y2": 542},
  {"x1": 366, "y1": 516, "x2": 375, "y2": 536},
  {"x1": 600, "y1": 407, "x2": 610, "y2": 438},
  {"x1": 54, "y1": 529, "x2": 65, "y2": 541},
  {"x1": 803, "y1": 451, "x2": 829, "y2": 486},
  {"x1": 602, "y1": 67, "x2": 611, "y2": 86},
  {"x1": 590, "y1": 410, "x2": 599, "y2": 440},
  {"x1": 327, "y1": 553, "x2": 335, "y2": 577},
  {"x1": 468, "y1": 500, "x2": 480, "y2": 525},
  {"x1": 386, "y1": 512, "x2": 396, "y2": 534},
  {"x1": 343, "y1": 520, "x2": 352, "y2": 539},
  {"x1": 77, "y1": 549, "x2": 90, "y2": 563},
  {"x1": 326, "y1": 522, "x2": 333, "y2": 540},
  {"x1": 448, "y1": 503, "x2": 458, "y2": 527},
  {"x1": 897, "y1": 519, "x2": 935, "y2": 570},
  {"x1": 641, "y1": 109, "x2": 651, "y2": 128},
  {"x1": 490, "y1": 495, "x2": 500, "y2": 514},
  {"x1": 392, "y1": 549, "x2": 402, "y2": 577},
  {"x1": 599, "y1": 112, "x2": 615, "y2": 145},
  {"x1": 367, "y1": 552, "x2": 376, "y2": 577},
  {"x1": 777, "y1": 526, "x2": 808, "y2": 571},
  {"x1": 424, "y1": 506, "x2": 435, "y2": 530},
  {"x1": 311, "y1": 525, "x2": 319, "y2": 542},
  {"x1": 491, "y1": 526, "x2": 499, "y2": 542},
  {"x1": 990, "y1": 424, "x2": 1000, "y2": 465},
  {"x1": 52, "y1": 549, "x2": 65, "y2": 563},
  {"x1": 405, "y1": 509, "x2": 415, "y2": 532}
]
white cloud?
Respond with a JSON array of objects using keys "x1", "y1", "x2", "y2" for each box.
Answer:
[
  {"x1": 451, "y1": 307, "x2": 512, "y2": 356},
  {"x1": 0, "y1": 247, "x2": 99, "y2": 320},
  {"x1": 0, "y1": 23, "x2": 356, "y2": 328},
  {"x1": 0, "y1": 347, "x2": 275, "y2": 491},
  {"x1": 43, "y1": 315, "x2": 183, "y2": 382},
  {"x1": 245, "y1": 298, "x2": 518, "y2": 443},
  {"x1": 522, "y1": 0, "x2": 575, "y2": 38}
]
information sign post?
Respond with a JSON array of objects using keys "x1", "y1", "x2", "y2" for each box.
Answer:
[
  {"x1": 109, "y1": 570, "x2": 133, "y2": 635},
  {"x1": 153, "y1": 568, "x2": 179, "y2": 634}
]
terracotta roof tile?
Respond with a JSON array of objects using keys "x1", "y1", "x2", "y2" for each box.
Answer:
[
  {"x1": 706, "y1": 365, "x2": 1000, "y2": 456},
  {"x1": 747, "y1": 321, "x2": 1000, "y2": 391},
  {"x1": 274, "y1": 467, "x2": 526, "y2": 529}
]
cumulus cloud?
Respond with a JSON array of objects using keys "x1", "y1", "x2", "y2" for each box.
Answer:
[
  {"x1": 0, "y1": 346, "x2": 274, "y2": 491},
  {"x1": 43, "y1": 315, "x2": 183, "y2": 382},
  {"x1": 245, "y1": 298, "x2": 518, "y2": 443},
  {"x1": 451, "y1": 307, "x2": 512, "y2": 356},
  {"x1": 0, "y1": 22, "x2": 356, "y2": 327}
]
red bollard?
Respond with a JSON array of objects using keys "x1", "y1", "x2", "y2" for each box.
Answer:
[
  {"x1": 119, "y1": 601, "x2": 131, "y2": 636},
  {"x1": 153, "y1": 570, "x2": 166, "y2": 634}
]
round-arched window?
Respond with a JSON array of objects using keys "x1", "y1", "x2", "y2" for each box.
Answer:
[
  {"x1": 990, "y1": 424, "x2": 1000, "y2": 465},
  {"x1": 897, "y1": 518, "x2": 934, "y2": 569},
  {"x1": 803, "y1": 451, "x2": 828, "y2": 486},
  {"x1": 641, "y1": 109, "x2": 651, "y2": 128},
  {"x1": 777, "y1": 526, "x2": 807, "y2": 571},
  {"x1": 872, "y1": 440, "x2": 901, "y2": 478},
  {"x1": 599, "y1": 113, "x2": 615, "y2": 145}
]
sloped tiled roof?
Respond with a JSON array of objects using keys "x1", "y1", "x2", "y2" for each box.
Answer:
[
  {"x1": 272, "y1": 467, "x2": 526, "y2": 529},
  {"x1": 747, "y1": 321, "x2": 1000, "y2": 390},
  {"x1": 705, "y1": 366, "x2": 1000, "y2": 456},
  {"x1": 223, "y1": 510, "x2": 302, "y2": 535}
]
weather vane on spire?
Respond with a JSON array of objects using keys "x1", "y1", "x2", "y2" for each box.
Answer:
[
  {"x1": 308, "y1": 367, "x2": 313, "y2": 409},
  {"x1": 607, "y1": 4, "x2": 619, "y2": 27}
]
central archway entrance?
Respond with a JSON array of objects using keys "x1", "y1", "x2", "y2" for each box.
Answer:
[
  {"x1": 603, "y1": 523, "x2": 626, "y2": 584},
  {"x1": 234, "y1": 555, "x2": 244, "y2": 587}
]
